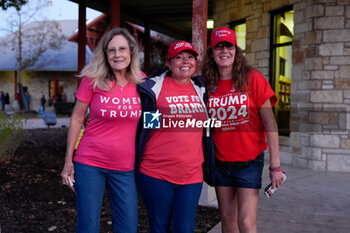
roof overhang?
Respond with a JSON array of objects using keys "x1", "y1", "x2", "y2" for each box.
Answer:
[{"x1": 68, "y1": 0, "x2": 213, "y2": 40}]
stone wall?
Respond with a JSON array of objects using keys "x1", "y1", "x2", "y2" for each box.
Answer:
[
  {"x1": 213, "y1": 0, "x2": 350, "y2": 172},
  {"x1": 214, "y1": 0, "x2": 299, "y2": 78},
  {"x1": 291, "y1": 0, "x2": 350, "y2": 172},
  {"x1": 1, "y1": 72, "x2": 15, "y2": 100},
  {"x1": 0, "y1": 71, "x2": 77, "y2": 113}
]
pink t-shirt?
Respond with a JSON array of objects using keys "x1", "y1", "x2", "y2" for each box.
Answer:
[
  {"x1": 74, "y1": 77, "x2": 141, "y2": 171},
  {"x1": 140, "y1": 77, "x2": 206, "y2": 184},
  {"x1": 208, "y1": 69, "x2": 277, "y2": 162}
]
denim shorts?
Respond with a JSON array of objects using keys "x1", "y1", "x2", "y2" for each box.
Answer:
[{"x1": 215, "y1": 152, "x2": 265, "y2": 189}]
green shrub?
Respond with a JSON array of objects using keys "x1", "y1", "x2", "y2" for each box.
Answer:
[{"x1": 0, "y1": 112, "x2": 24, "y2": 161}]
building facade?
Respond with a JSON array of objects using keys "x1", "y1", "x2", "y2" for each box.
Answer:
[
  {"x1": 213, "y1": 0, "x2": 350, "y2": 172},
  {"x1": 0, "y1": 20, "x2": 82, "y2": 113},
  {"x1": 0, "y1": 71, "x2": 77, "y2": 112}
]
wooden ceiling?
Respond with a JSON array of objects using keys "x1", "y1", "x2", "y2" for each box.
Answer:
[{"x1": 68, "y1": 0, "x2": 213, "y2": 40}]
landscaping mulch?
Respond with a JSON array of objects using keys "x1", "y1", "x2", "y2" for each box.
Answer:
[{"x1": 0, "y1": 128, "x2": 220, "y2": 233}]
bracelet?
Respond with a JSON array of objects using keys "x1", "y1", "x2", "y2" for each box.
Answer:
[{"x1": 269, "y1": 166, "x2": 283, "y2": 172}]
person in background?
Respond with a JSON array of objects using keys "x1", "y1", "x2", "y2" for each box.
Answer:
[
  {"x1": 1, "y1": 91, "x2": 5, "y2": 110},
  {"x1": 40, "y1": 95, "x2": 46, "y2": 111},
  {"x1": 46, "y1": 100, "x2": 55, "y2": 113},
  {"x1": 202, "y1": 27, "x2": 284, "y2": 233},
  {"x1": 4, "y1": 93, "x2": 10, "y2": 111},
  {"x1": 61, "y1": 27, "x2": 144, "y2": 233},
  {"x1": 136, "y1": 41, "x2": 215, "y2": 233},
  {"x1": 62, "y1": 93, "x2": 67, "y2": 102},
  {"x1": 13, "y1": 93, "x2": 20, "y2": 112},
  {"x1": 51, "y1": 94, "x2": 57, "y2": 104},
  {"x1": 24, "y1": 91, "x2": 30, "y2": 112}
]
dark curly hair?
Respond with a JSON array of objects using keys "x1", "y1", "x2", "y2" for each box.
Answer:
[{"x1": 201, "y1": 45, "x2": 251, "y2": 93}]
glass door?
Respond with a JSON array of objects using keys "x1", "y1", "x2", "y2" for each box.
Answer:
[{"x1": 270, "y1": 7, "x2": 294, "y2": 135}]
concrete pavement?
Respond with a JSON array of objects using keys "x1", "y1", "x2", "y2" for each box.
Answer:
[
  {"x1": 208, "y1": 163, "x2": 350, "y2": 233},
  {"x1": 19, "y1": 117, "x2": 350, "y2": 232}
]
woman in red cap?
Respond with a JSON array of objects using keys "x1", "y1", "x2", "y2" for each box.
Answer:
[
  {"x1": 202, "y1": 27, "x2": 284, "y2": 233},
  {"x1": 136, "y1": 41, "x2": 215, "y2": 233}
]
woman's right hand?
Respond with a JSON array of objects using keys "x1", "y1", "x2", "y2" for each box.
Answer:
[
  {"x1": 61, "y1": 160, "x2": 75, "y2": 187},
  {"x1": 61, "y1": 100, "x2": 88, "y2": 190}
]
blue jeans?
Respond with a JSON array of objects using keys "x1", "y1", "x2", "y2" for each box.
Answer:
[
  {"x1": 138, "y1": 172, "x2": 203, "y2": 233},
  {"x1": 74, "y1": 162, "x2": 138, "y2": 233}
]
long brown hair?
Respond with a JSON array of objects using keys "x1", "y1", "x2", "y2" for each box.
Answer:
[{"x1": 202, "y1": 45, "x2": 251, "y2": 93}]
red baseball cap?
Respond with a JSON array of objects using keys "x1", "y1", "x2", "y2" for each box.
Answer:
[
  {"x1": 167, "y1": 41, "x2": 199, "y2": 60},
  {"x1": 210, "y1": 27, "x2": 237, "y2": 48}
]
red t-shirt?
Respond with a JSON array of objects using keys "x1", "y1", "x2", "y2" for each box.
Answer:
[
  {"x1": 74, "y1": 77, "x2": 141, "y2": 171},
  {"x1": 208, "y1": 69, "x2": 277, "y2": 162},
  {"x1": 140, "y1": 77, "x2": 206, "y2": 184}
]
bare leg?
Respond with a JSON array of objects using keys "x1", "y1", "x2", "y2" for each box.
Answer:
[
  {"x1": 236, "y1": 187, "x2": 259, "y2": 233},
  {"x1": 215, "y1": 186, "x2": 240, "y2": 233}
]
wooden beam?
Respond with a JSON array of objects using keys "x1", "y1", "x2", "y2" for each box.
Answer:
[
  {"x1": 192, "y1": 0, "x2": 208, "y2": 61},
  {"x1": 78, "y1": 0, "x2": 87, "y2": 77},
  {"x1": 110, "y1": 0, "x2": 120, "y2": 28}
]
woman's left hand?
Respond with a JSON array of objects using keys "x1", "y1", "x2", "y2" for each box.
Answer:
[{"x1": 269, "y1": 170, "x2": 284, "y2": 189}]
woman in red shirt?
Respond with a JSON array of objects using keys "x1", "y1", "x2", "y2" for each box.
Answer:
[
  {"x1": 137, "y1": 41, "x2": 214, "y2": 233},
  {"x1": 202, "y1": 27, "x2": 284, "y2": 233}
]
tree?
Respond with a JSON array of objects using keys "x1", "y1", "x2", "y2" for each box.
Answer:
[
  {"x1": 2, "y1": 0, "x2": 65, "y2": 112},
  {"x1": 0, "y1": 0, "x2": 28, "y2": 11}
]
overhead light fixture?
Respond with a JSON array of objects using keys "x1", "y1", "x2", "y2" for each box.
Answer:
[{"x1": 207, "y1": 19, "x2": 214, "y2": 29}]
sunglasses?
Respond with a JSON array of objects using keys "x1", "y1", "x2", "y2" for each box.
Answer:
[{"x1": 214, "y1": 42, "x2": 235, "y2": 50}]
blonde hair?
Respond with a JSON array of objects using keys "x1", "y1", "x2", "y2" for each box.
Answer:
[{"x1": 78, "y1": 27, "x2": 144, "y2": 91}]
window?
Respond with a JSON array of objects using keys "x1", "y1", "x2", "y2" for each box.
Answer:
[
  {"x1": 49, "y1": 80, "x2": 65, "y2": 103},
  {"x1": 279, "y1": 58, "x2": 285, "y2": 76},
  {"x1": 270, "y1": 7, "x2": 294, "y2": 135},
  {"x1": 229, "y1": 19, "x2": 246, "y2": 52}
]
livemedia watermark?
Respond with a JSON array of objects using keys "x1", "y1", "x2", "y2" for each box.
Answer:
[{"x1": 143, "y1": 110, "x2": 221, "y2": 130}]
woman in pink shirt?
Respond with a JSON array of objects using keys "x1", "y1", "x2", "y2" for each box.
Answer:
[{"x1": 61, "y1": 28, "x2": 143, "y2": 233}]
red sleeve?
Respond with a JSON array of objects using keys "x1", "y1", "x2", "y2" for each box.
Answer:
[
  {"x1": 249, "y1": 69, "x2": 278, "y2": 109},
  {"x1": 75, "y1": 76, "x2": 93, "y2": 104}
]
